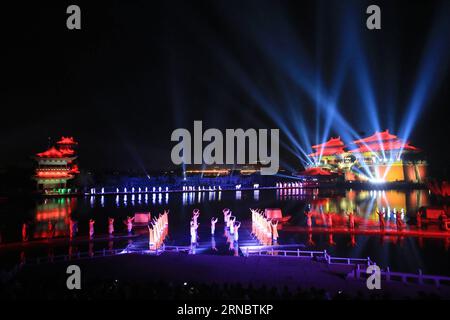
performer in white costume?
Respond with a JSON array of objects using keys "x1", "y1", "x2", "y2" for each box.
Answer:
[
  {"x1": 229, "y1": 216, "x2": 236, "y2": 234},
  {"x1": 234, "y1": 221, "x2": 241, "y2": 241},
  {"x1": 211, "y1": 217, "x2": 218, "y2": 235},
  {"x1": 190, "y1": 220, "x2": 197, "y2": 244},
  {"x1": 270, "y1": 219, "x2": 279, "y2": 241},
  {"x1": 223, "y1": 208, "x2": 230, "y2": 223}
]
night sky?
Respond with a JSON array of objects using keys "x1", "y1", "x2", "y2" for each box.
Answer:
[{"x1": 1, "y1": 0, "x2": 449, "y2": 177}]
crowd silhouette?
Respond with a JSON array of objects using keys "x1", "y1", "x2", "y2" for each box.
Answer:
[{"x1": 0, "y1": 273, "x2": 443, "y2": 300}]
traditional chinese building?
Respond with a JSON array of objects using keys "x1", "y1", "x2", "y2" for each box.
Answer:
[
  {"x1": 33, "y1": 137, "x2": 80, "y2": 193},
  {"x1": 308, "y1": 137, "x2": 346, "y2": 167},
  {"x1": 307, "y1": 130, "x2": 427, "y2": 183},
  {"x1": 185, "y1": 162, "x2": 266, "y2": 177}
]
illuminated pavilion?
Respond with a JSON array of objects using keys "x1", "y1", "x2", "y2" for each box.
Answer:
[
  {"x1": 33, "y1": 137, "x2": 80, "y2": 193},
  {"x1": 307, "y1": 130, "x2": 427, "y2": 183},
  {"x1": 308, "y1": 137, "x2": 347, "y2": 168}
]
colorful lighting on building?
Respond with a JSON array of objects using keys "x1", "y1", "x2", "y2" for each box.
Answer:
[
  {"x1": 33, "y1": 137, "x2": 79, "y2": 193},
  {"x1": 306, "y1": 130, "x2": 426, "y2": 183}
]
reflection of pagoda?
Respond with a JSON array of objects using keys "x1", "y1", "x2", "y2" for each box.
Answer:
[
  {"x1": 33, "y1": 198, "x2": 76, "y2": 239},
  {"x1": 307, "y1": 130, "x2": 426, "y2": 183},
  {"x1": 33, "y1": 137, "x2": 80, "y2": 194}
]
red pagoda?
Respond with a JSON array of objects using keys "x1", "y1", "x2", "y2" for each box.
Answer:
[
  {"x1": 306, "y1": 130, "x2": 426, "y2": 183},
  {"x1": 33, "y1": 137, "x2": 80, "y2": 194},
  {"x1": 349, "y1": 130, "x2": 419, "y2": 154}
]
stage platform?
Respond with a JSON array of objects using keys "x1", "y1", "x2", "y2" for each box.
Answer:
[{"x1": 124, "y1": 222, "x2": 262, "y2": 256}]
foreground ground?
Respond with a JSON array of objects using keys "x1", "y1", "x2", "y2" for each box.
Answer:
[{"x1": 1, "y1": 252, "x2": 449, "y2": 300}]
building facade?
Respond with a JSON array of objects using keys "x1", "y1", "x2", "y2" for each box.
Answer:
[
  {"x1": 307, "y1": 130, "x2": 427, "y2": 183},
  {"x1": 33, "y1": 137, "x2": 79, "y2": 193}
]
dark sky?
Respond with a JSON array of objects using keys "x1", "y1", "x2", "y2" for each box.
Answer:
[{"x1": 1, "y1": 0, "x2": 449, "y2": 176}]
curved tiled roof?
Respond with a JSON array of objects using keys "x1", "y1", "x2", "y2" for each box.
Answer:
[{"x1": 36, "y1": 147, "x2": 65, "y2": 158}]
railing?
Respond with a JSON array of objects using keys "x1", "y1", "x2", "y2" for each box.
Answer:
[
  {"x1": 13, "y1": 246, "x2": 450, "y2": 288},
  {"x1": 243, "y1": 247, "x2": 450, "y2": 287},
  {"x1": 162, "y1": 245, "x2": 191, "y2": 253},
  {"x1": 20, "y1": 248, "x2": 125, "y2": 266},
  {"x1": 243, "y1": 247, "x2": 324, "y2": 258},
  {"x1": 18, "y1": 244, "x2": 196, "y2": 267},
  {"x1": 18, "y1": 247, "x2": 167, "y2": 266},
  {"x1": 326, "y1": 256, "x2": 373, "y2": 266},
  {"x1": 242, "y1": 247, "x2": 373, "y2": 266},
  {"x1": 348, "y1": 265, "x2": 450, "y2": 288}
]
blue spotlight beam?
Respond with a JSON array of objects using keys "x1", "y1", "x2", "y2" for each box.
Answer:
[{"x1": 399, "y1": 3, "x2": 450, "y2": 147}]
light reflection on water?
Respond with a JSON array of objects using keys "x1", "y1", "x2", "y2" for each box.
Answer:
[
  {"x1": 1, "y1": 189, "x2": 449, "y2": 274},
  {"x1": 18, "y1": 189, "x2": 433, "y2": 243}
]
